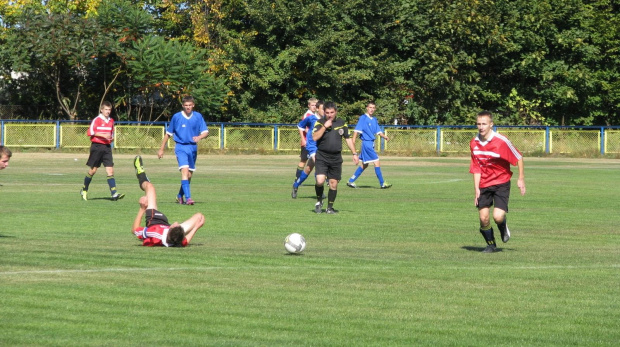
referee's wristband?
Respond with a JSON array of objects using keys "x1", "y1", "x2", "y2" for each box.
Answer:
[{"x1": 352, "y1": 153, "x2": 358, "y2": 155}]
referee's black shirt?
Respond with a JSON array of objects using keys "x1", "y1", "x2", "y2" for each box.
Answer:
[{"x1": 314, "y1": 118, "x2": 350, "y2": 154}]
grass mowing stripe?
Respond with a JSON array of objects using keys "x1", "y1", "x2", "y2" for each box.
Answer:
[{"x1": 1, "y1": 263, "x2": 619, "y2": 276}]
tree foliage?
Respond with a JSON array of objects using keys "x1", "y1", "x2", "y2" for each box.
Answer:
[{"x1": 0, "y1": 0, "x2": 618, "y2": 125}]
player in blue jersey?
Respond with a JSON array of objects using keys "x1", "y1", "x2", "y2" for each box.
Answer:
[
  {"x1": 157, "y1": 96, "x2": 209, "y2": 205},
  {"x1": 293, "y1": 98, "x2": 318, "y2": 182},
  {"x1": 292, "y1": 100, "x2": 324, "y2": 198},
  {"x1": 346, "y1": 102, "x2": 392, "y2": 189}
]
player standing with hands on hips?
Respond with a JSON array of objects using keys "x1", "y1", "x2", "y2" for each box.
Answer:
[
  {"x1": 470, "y1": 111, "x2": 526, "y2": 253},
  {"x1": 158, "y1": 96, "x2": 209, "y2": 205},
  {"x1": 80, "y1": 101, "x2": 124, "y2": 201},
  {"x1": 312, "y1": 102, "x2": 359, "y2": 214},
  {"x1": 346, "y1": 101, "x2": 392, "y2": 189}
]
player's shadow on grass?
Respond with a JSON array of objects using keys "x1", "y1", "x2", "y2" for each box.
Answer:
[
  {"x1": 89, "y1": 197, "x2": 127, "y2": 201},
  {"x1": 0, "y1": 234, "x2": 15, "y2": 238},
  {"x1": 347, "y1": 185, "x2": 377, "y2": 189},
  {"x1": 461, "y1": 246, "x2": 508, "y2": 252}
]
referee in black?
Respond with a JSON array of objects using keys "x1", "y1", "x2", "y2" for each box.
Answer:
[{"x1": 311, "y1": 101, "x2": 359, "y2": 214}]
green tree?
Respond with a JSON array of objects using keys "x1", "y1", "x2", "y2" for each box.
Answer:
[{"x1": 125, "y1": 35, "x2": 227, "y2": 122}]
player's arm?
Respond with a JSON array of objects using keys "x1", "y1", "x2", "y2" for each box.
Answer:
[
  {"x1": 179, "y1": 213, "x2": 205, "y2": 244},
  {"x1": 92, "y1": 131, "x2": 113, "y2": 141},
  {"x1": 351, "y1": 131, "x2": 359, "y2": 147},
  {"x1": 158, "y1": 133, "x2": 171, "y2": 159},
  {"x1": 298, "y1": 128, "x2": 307, "y2": 147},
  {"x1": 345, "y1": 137, "x2": 359, "y2": 165},
  {"x1": 132, "y1": 205, "x2": 146, "y2": 233},
  {"x1": 312, "y1": 123, "x2": 326, "y2": 142},
  {"x1": 192, "y1": 130, "x2": 209, "y2": 143},
  {"x1": 297, "y1": 119, "x2": 309, "y2": 147},
  {"x1": 516, "y1": 158, "x2": 525, "y2": 196},
  {"x1": 473, "y1": 173, "x2": 481, "y2": 207},
  {"x1": 379, "y1": 131, "x2": 389, "y2": 142}
]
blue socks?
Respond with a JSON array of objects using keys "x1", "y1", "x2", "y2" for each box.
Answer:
[
  {"x1": 181, "y1": 179, "x2": 191, "y2": 199},
  {"x1": 294, "y1": 171, "x2": 309, "y2": 188},
  {"x1": 349, "y1": 167, "x2": 365, "y2": 183},
  {"x1": 374, "y1": 167, "x2": 385, "y2": 186}
]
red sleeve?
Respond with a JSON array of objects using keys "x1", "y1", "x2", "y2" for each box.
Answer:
[
  {"x1": 469, "y1": 139, "x2": 481, "y2": 174},
  {"x1": 87, "y1": 118, "x2": 99, "y2": 137}
]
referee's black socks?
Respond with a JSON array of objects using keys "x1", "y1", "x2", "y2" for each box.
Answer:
[
  {"x1": 327, "y1": 189, "x2": 337, "y2": 209},
  {"x1": 315, "y1": 184, "x2": 324, "y2": 202}
]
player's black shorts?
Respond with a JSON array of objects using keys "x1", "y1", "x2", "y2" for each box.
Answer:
[
  {"x1": 315, "y1": 151, "x2": 343, "y2": 181},
  {"x1": 477, "y1": 181, "x2": 511, "y2": 212},
  {"x1": 145, "y1": 209, "x2": 170, "y2": 228},
  {"x1": 86, "y1": 143, "x2": 114, "y2": 168},
  {"x1": 299, "y1": 146, "x2": 308, "y2": 161}
]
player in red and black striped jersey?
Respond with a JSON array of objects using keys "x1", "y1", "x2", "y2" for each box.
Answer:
[
  {"x1": 470, "y1": 111, "x2": 526, "y2": 253},
  {"x1": 80, "y1": 101, "x2": 124, "y2": 201},
  {"x1": 132, "y1": 156, "x2": 205, "y2": 247}
]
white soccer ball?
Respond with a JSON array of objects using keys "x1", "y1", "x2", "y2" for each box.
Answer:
[{"x1": 284, "y1": 233, "x2": 306, "y2": 254}]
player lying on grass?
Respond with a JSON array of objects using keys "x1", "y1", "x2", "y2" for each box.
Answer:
[
  {"x1": 132, "y1": 156, "x2": 205, "y2": 247},
  {"x1": 0, "y1": 146, "x2": 12, "y2": 170}
]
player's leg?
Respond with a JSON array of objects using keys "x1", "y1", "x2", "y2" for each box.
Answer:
[
  {"x1": 325, "y1": 160, "x2": 342, "y2": 214},
  {"x1": 348, "y1": 143, "x2": 372, "y2": 188},
  {"x1": 478, "y1": 207, "x2": 496, "y2": 252},
  {"x1": 179, "y1": 212, "x2": 205, "y2": 244},
  {"x1": 293, "y1": 155, "x2": 314, "y2": 190},
  {"x1": 105, "y1": 165, "x2": 124, "y2": 200},
  {"x1": 81, "y1": 144, "x2": 105, "y2": 201},
  {"x1": 314, "y1": 155, "x2": 327, "y2": 213},
  {"x1": 175, "y1": 145, "x2": 193, "y2": 204},
  {"x1": 295, "y1": 146, "x2": 308, "y2": 179},
  {"x1": 183, "y1": 147, "x2": 197, "y2": 205},
  {"x1": 373, "y1": 159, "x2": 391, "y2": 189},
  {"x1": 101, "y1": 147, "x2": 123, "y2": 200},
  {"x1": 477, "y1": 187, "x2": 497, "y2": 252},
  {"x1": 134, "y1": 156, "x2": 157, "y2": 210},
  {"x1": 347, "y1": 162, "x2": 367, "y2": 188},
  {"x1": 81, "y1": 166, "x2": 97, "y2": 201},
  {"x1": 142, "y1": 181, "x2": 158, "y2": 210},
  {"x1": 492, "y1": 182, "x2": 511, "y2": 243}
]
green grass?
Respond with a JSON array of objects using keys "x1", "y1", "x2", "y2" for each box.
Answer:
[{"x1": 1, "y1": 153, "x2": 618, "y2": 346}]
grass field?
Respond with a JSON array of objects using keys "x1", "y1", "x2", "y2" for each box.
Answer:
[{"x1": 1, "y1": 153, "x2": 618, "y2": 346}]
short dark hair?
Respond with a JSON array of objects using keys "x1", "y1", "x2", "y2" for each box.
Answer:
[
  {"x1": 182, "y1": 96, "x2": 195, "y2": 104},
  {"x1": 167, "y1": 225, "x2": 186, "y2": 246},
  {"x1": 366, "y1": 101, "x2": 376, "y2": 107},
  {"x1": 316, "y1": 100, "x2": 324, "y2": 109},
  {"x1": 0, "y1": 146, "x2": 12, "y2": 158},
  {"x1": 101, "y1": 101, "x2": 113, "y2": 109},
  {"x1": 324, "y1": 101, "x2": 337, "y2": 111},
  {"x1": 477, "y1": 110, "x2": 493, "y2": 121}
]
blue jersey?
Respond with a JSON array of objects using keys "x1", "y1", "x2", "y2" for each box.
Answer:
[
  {"x1": 354, "y1": 114, "x2": 382, "y2": 141},
  {"x1": 167, "y1": 111, "x2": 208, "y2": 145},
  {"x1": 297, "y1": 114, "x2": 320, "y2": 153}
]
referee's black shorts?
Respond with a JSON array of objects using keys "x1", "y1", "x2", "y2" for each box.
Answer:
[
  {"x1": 315, "y1": 151, "x2": 343, "y2": 181},
  {"x1": 86, "y1": 143, "x2": 114, "y2": 168},
  {"x1": 477, "y1": 181, "x2": 511, "y2": 212}
]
